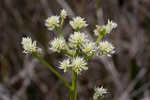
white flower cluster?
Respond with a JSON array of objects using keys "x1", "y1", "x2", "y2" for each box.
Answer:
[
  {"x1": 69, "y1": 31, "x2": 88, "y2": 49},
  {"x1": 99, "y1": 41, "x2": 115, "y2": 57},
  {"x1": 21, "y1": 37, "x2": 42, "y2": 54},
  {"x1": 21, "y1": 10, "x2": 117, "y2": 74},
  {"x1": 45, "y1": 10, "x2": 117, "y2": 74},
  {"x1": 59, "y1": 59, "x2": 71, "y2": 72},
  {"x1": 70, "y1": 16, "x2": 88, "y2": 30},
  {"x1": 21, "y1": 37, "x2": 37, "y2": 54},
  {"x1": 93, "y1": 86, "x2": 107, "y2": 100},
  {"x1": 50, "y1": 37, "x2": 67, "y2": 52},
  {"x1": 60, "y1": 9, "x2": 67, "y2": 19},
  {"x1": 45, "y1": 9, "x2": 67, "y2": 31},
  {"x1": 71, "y1": 57, "x2": 87, "y2": 74},
  {"x1": 105, "y1": 20, "x2": 117, "y2": 33},
  {"x1": 82, "y1": 41, "x2": 97, "y2": 56},
  {"x1": 45, "y1": 16, "x2": 60, "y2": 31},
  {"x1": 20, "y1": 9, "x2": 117, "y2": 100},
  {"x1": 58, "y1": 57, "x2": 87, "y2": 74},
  {"x1": 94, "y1": 20, "x2": 117, "y2": 36}
]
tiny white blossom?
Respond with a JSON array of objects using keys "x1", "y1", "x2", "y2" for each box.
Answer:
[
  {"x1": 50, "y1": 38, "x2": 66, "y2": 52},
  {"x1": 107, "y1": 20, "x2": 117, "y2": 29},
  {"x1": 71, "y1": 57, "x2": 87, "y2": 74},
  {"x1": 93, "y1": 86, "x2": 107, "y2": 100},
  {"x1": 60, "y1": 9, "x2": 67, "y2": 19},
  {"x1": 105, "y1": 20, "x2": 117, "y2": 34},
  {"x1": 82, "y1": 41, "x2": 97, "y2": 56},
  {"x1": 94, "y1": 25, "x2": 107, "y2": 36},
  {"x1": 94, "y1": 20, "x2": 117, "y2": 36},
  {"x1": 99, "y1": 41, "x2": 115, "y2": 57},
  {"x1": 21, "y1": 37, "x2": 37, "y2": 54},
  {"x1": 45, "y1": 16, "x2": 60, "y2": 31},
  {"x1": 59, "y1": 59, "x2": 71, "y2": 72},
  {"x1": 69, "y1": 31, "x2": 88, "y2": 49},
  {"x1": 94, "y1": 25, "x2": 101, "y2": 36},
  {"x1": 70, "y1": 16, "x2": 88, "y2": 30}
]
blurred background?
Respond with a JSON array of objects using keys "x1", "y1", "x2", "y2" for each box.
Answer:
[{"x1": 0, "y1": 0, "x2": 150, "y2": 100}]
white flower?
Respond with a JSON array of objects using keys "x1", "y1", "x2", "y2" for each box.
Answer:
[
  {"x1": 70, "y1": 16, "x2": 88, "y2": 30},
  {"x1": 94, "y1": 25, "x2": 106, "y2": 36},
  {"x1": 45, "y1": 16, "x2": 60, "y2": 30},
  {"x1": 105, "y1": 20, "x2": 117, "y2": 34},
  {"x1": 60, "y1": 9, "x2": 67, "y2": 19},
  {"x1": 94, "y1": 25, "x2": 101, "y2": 36},
  {"x1": 71, "y1": 57, "x2": 87, "y2": 74},
  {"x1": 93, "y1": 86, "x2": 107, "y2": 100},
  {"x1": 50, "y1": 38, "x2": 66, "y2": 52},
  {"x1": 107, "y1": 20, "x2": 117, "y2": 29},
  {"x1": 69, "y1": 31, "x2": 88, "y2": 49},
  {"x1": 94, "y1": 20, "x2": 117, "y2": 36},
  {"x1": 21, "y1": 37, "x2": 37, "y2": 54},
  {"x1": 59, "y1": 59, "x2": 71, "y2": 72},
  {"x1": 82, "y1": 41, "x2": 97, "y2": 56},
  {"x1": 99, "y1": 41, "x2": 115, "y2": 57}
]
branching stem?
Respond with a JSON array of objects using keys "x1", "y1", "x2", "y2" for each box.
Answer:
[{"x1": 32, "y1": 53, "x2": 72, "y2": 90}]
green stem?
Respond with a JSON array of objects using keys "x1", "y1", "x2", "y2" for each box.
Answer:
[
  {"x1": 96, "y1": 30, "x2": 106, "y2": 44},
  {"x1": 56, "y1": 27, "x2": 62, "y2": 37},
  {"x1": 71, "y1": 71, "x2": 77, "y2": 100},
  {"x1": 62, "y1": 50, "x2": 74, "y2": 57},
  {"x1": 32, "y1": 53, "x2": 72, "y2": 90},
  {"x1": 96, "y1": 34, "x2": 103, "y2": 44},
  {"x1": 56, "y1": 17, "x2": 64, "y2": 37},
  {"x1": 70, "y1": 89, "x2": 74, "y2": 100},
  {"x1": 60, "y1": 18, "x2": 64, "y2": 30}
]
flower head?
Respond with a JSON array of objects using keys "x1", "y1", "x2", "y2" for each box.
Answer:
[
  {"x1": 21, "y1": 37, "x2": 37, "y2": 54},
  {"x1": 94, "y1": 25, "x2": 107, "y2": 36},
  {"x1": 71, "y1": 57, "x2": 87, "y2": 74},
  {"x1": 59, "y1": 59, "x2": 71, "y2": 72},
  {"x1": 105, "y1": 20, "x2": 117, "y2": 34},
  {"x1": 45, "y1": 16, "x2": 60, "y2": 31},
  {"x1": 69, "y1": 31, "x2": 88, "y2": 49},
  {"x1": 50, "y1": 38, "x2": 66, "y2": 52},
  {"x1": 94, "y1": 25, "x2": 102, "y2": 36},
  {"x1": 82, "y1": 41, "x2": 97, "y2": 56},
  {"x1": 99, "y1": 41, "x2": 115, "y2": 57},
  {"x1": 60, "y1": 9, "x2": 67, "y2": 19},
  {"x1": 70, "y1": 16, "x2": 88, "y2": 30},
  {"x1": 94, "y1": 20, "x2": 117, "y2": 36},
  {"x1": 93, "y1": 86, "x2": 107, "y2": 100}
]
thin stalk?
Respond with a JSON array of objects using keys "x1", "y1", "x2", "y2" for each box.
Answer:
[
  {"x1": 60, "y1": 18, "x2": 64, "y2": 30},
  {"x1": 32, "y1": 53, "x2": 72, "y2": 90},
  {"x1": 56, "y1": 17, "x2": 64, "y2": 37},
  {"x1": 72, "y1": 71, "x2": 77, "y2": 100},
  {"x1": 70, "y1": 89, "x2": 74, "y2": 100},
  {"x1": 96, "y1": 34, "x2": 103, "y2": 44},
  {"x1": 96, "y1": 30, "x2": 106, "y2": 44},
  {"x1": 55, "y1": 27, "x2": 62, "y2": 37},
  {"x1": 62, "y1": 50, "x2": 74, "y2": 57}
]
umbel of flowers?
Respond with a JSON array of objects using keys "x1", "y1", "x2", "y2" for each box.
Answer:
[{"x1": 21, "y1": 9, "x2": 117, "y2": 100}]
